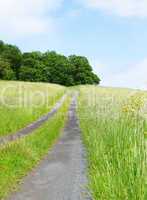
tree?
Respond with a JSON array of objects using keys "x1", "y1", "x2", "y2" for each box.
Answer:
[
  {"x1": 22, "y1": 51, "x2": 42, "y2": 66},
  {"x1": 68, "y1": 55, "x2": 100, "y2": 85},
  {"x1": 0, "y1": 43, "x2": 22, "y2": 79},
  {"x1": 20, "y1": 51, "x2": 46, "y2": 82},
  {"x1": 0, "y1": 57, "x2": 15, "y2": 80},
  {"x1": 42, "y1": 51, "x2": 74, "y2": 86},
  {"x1": 0, "y1": 41, "x2": 4, "y2": 53},
  {"x1": 19, "y1": 67, "x2": 39, "y2": 82},
  {"x1": 91, "y1": 73, "x2": 101, "y2": 84}
]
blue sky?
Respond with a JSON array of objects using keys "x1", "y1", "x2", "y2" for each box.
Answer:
[{"x1": 0, "y1": 0, "x2": 147, "y2": 89}]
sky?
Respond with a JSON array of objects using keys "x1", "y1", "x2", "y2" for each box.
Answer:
[{"x1": 0, "y1": 0, "x2": 147, "y2": 89}]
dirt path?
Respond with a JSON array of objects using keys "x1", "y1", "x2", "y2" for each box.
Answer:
[
  {"x1": 0, "y1": 95, "x2": 66, "y2": 146},
  {"x1": 8, "y1": 95, "x2": 89, "y2": 200}
]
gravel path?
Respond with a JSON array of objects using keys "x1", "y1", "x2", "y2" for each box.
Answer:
[
  {"x1": 8, "y1": 95, "x2": 89, "y2": 200},
  {"x1": 0, "y1": 95, "x2": 66, "y2": 146}
]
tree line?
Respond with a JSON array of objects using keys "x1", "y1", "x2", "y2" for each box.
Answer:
[{"x1": 0, "y1": 40, "x2": 100, "y2": 86}]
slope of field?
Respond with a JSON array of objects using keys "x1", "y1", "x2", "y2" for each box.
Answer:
[
  {"x1": 0, "y1": 96, "x2": 71, "y2": 199},
  {"x1": 0, "y1": 81, "x2": 65, "y2": 137},
  {"x1": 78, "y1": 86, "x2": 147, "y2": 200},
  {"x1": 0, "y1": 82, "x2": 146, "y2": 200}
]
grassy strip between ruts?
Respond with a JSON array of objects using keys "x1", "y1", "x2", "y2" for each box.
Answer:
[
  {"x1": 0, "y1": 95, "x2": 71, "y2": 199},
  {"x1": 78, "y1": 86, "x2": 147, "y2": 200}
]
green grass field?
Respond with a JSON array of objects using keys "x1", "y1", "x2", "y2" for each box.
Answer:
[
  {"x1": 0, "y1": 95, "x2": 71, "y2": 199},
  {"x1": 0, "y1": 81, "x2": 146, "y2": 200},
  {"x1": 78, "y1": 85, "x2": 147, "y2": 200},
  {"x1": 0, "y1": 81, "x2": 65, "y2": 136}
]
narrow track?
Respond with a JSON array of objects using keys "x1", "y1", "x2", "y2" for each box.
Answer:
[
  {"x1": 0, "y1": 95, "x2": 66, "y2": 146},
  {"x1": 8, "y1": 95, "x2": 89, "y2": 200}
]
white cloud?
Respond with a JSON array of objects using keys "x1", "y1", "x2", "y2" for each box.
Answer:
[
  {"x1": 0, "y1": 0, "x2": 63, "y2": 37},
  {"x1": 115, "y1": 59, "x2": 147, "y2": 89},
  {"x1": 79, "y1": 0, "x2": 147, "y2": 17},
  {"x1": 92, "y1": 59, "x2": 147, "y2": 90}
]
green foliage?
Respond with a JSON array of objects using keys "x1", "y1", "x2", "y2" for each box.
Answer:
[
  {"x1": 0, "y1": 41, "x2": 22, "y2": 78},
  {"x1": 42, "y1": 51, "x2": 74, "y2": 86},
  {"x1": 0, "y1": 57, "x2": 15, "y2": 80},
  {"x1": 69, "y1": 55, "x2": 100, "y2": 85},
  {"x1": 19, "y1": 65, "x2": 44, "y2": 82},
  {"x1": 0, "y1": 40, "x2": 101, "y2": 86}
]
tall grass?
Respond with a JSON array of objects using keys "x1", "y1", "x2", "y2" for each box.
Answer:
[
  {"x1": 78, "y1": 86, "x2": 147, "y2": 200},
  {"x1": 0, "y1": 81, "x2": 65, "y2": 136},
  {"x1": 0, "y1": 96, "x2": 71, "y2": 199}
]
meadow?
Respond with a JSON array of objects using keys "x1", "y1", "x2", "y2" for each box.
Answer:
[
  {"x1": 78, "y1": 85, "x2": 147, "y2": 200},
  {"x1": 0, "y1": 94, "x2": 71, "y2": 199},
  {"x1": 0, "y1": 81, "x2": 146, "y2": 199},
  {"x1": 0, "y1": 81, "x2": 65, "y2": 136}
]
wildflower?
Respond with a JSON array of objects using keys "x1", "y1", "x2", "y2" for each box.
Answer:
[
  {"x1": 122, "y1": 92, "x2": 145, "y2": 115},
  {"x1": 122, "y1": 105, "x2": 129, "y2": 113}
]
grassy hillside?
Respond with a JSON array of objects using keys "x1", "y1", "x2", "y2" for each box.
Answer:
[
  {"x1": 0, "y1": 81, "x2": 65, "y2": 136},
  {"x1": 78, "y1": 85, "x2": 147, "y2": 200},
  {"x1": 0, "y1": 94, "x2": 71, "y2": 199},
  {"x1": 0, "y1": 82, "x2": 146, "y2": 199}
]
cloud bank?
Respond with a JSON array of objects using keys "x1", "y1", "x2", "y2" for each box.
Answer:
[
  {"x1": 0, "y1": 0, "x2": 63, "y2": 37},
  {"x1": 80, "y1": 0, "x2": 147, "y2": 17},
  {"x1": 93, "y1": 59, "x2": 147, "y2": 90}
]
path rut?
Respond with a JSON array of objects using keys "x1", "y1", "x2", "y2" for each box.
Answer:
[
  {"x1": 8, "y1": 95, "x2": 89, "y2": 200},
  {"x1": 0, "y1": 95, "x2": 66, "y2": 146}
]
